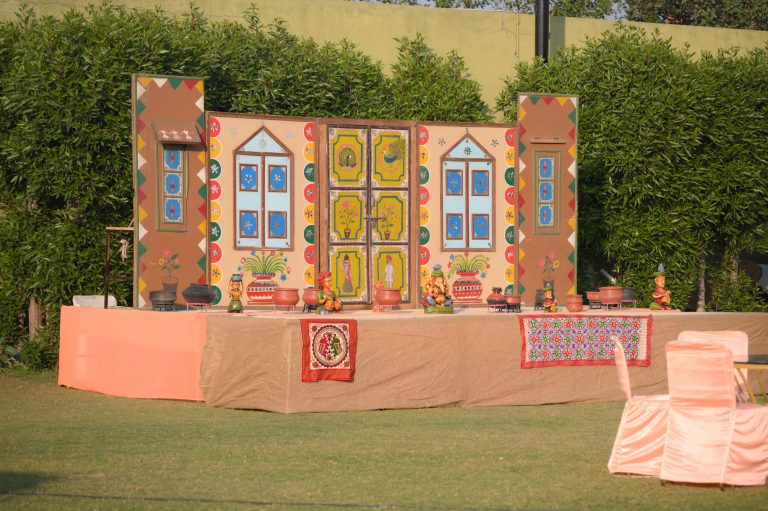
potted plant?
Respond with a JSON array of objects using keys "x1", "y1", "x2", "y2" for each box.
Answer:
[
  {"x1": 447, "y1": 253, "x2": 490, "y2": 303},
  {"x1": 337, "y1": 200, "x2": 358, "y2": 238},
  {"x1": 241, "y1": 251, "x2": 289, "y2": 304},
  {"x1": 160, "y1": 251, "x2": 180, "y2": 291},
  {"x1": 382, "y1": 204, "x2": 397, "y2": 240},
  {"x1": 539, "y1": 252, "x2": 560, "y2": 290}
]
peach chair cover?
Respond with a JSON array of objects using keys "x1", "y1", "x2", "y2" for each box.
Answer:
[
  {"x1": 608, "y1": 336, "x2": 670, "y2": 476},
  {"x1": 678, "y1": 330, "x2": 749, "y2": 401},
  {"x1": 661, "y1": 340, "x2": 768, "y2": 486}
]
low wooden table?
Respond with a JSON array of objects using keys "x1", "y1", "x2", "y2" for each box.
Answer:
[{"x1": 735, "y1": 354, "x2": 768, "y2": 405}]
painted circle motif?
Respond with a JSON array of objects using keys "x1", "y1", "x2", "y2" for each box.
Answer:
[
  {"x1": 303, "y1": 183, "x2": 315, "y2": 204},
  {"x1": 211, "y1": 201, "x2": 222, "y2": 222},
  {"x1": 303, "y1": 122, "x2": 315, "y2": 142},
  {"x1": 211, "y1": 222, "x2": 222, "y2": 242},
  {"x1": 312, "y1": 325, "x2": 349, "y2": 367},
  {"x1": 504, "y1": 206, "x2": 515, "y2": 225},
  {"x1": 304, "y1": 142, "x2": 314, "y2": 162},
  {"x1": 504, "y1": 128, "x2": 515, "y2": 147},
  {"x1": 418, "y1": 126, "x2": 429, "y2": 146},
  {"x1": 504, "y1": 284, "x2": 515, "y2": 295},
  {"x1": 209, "y1": 117, "x2": 221, "y2": 138},
  {"x1": 211, "y1": 264, "x2": 223, "y2": 285},
  {"x1": 419, "y1": 146, "x2": 430, "y2": 165},
  {"x1": 420, "y1": 265, "x2": 431, "y2": 286},
  {"x1": 419, "y1": 206, "x2": 430, "y2": 226},
  {"x1": 303, "y1": 204, "x2": 314, "y2": 224},
  {"x1": 209, "y1": 159, "x2": 222, "y2": 179},
  {"x1": 419, "y1": 246, "x2": 430, "y2": 265},
  {"x1": 419, "y1": 166, "x2": 429, "y2": 185},
  {"x1": 504, "y1": 226, "x2": 515, "y2": 245},
  {"x1": 304, "y1": 163, "x2": 315, "y2": 183},
  {"x1": 504, "y1": 147, "x2": 515, "y2": 166},
  {"x1": 304, "y1": 245, "x2": 315, "y2": 265},
  {"x1": 504, "y1": 167, "x2": 515, "y2": 186},
  {"x1": 304, "y1": 265, "x2": 315, "y2": 286},
  {"x1": 504, "y1": 186, "x2": 515, "y2": 205},
  {"x1": 419, "y1": 226, "x2": 430, "y2": 245},
  {"x1": 304, "y1": 225, "x2": 315, "y2": 244},
  {"x1": 209, "y1": 180, "x2": 221, "y2": 200},
  {"x1": 504, "y1": 245, "x2": 515, "y2": 264},
  {"x1": 209, "y1": 138, "x2": 221, "y2": 158},
  {"x1": 419, "y1": 186, "x2": 430, "y2": 205},
  {"x1": 504, "y1": 264, "x2": 515, "y2": 284},
  {"x1": 210, "y1": 242, "x2": 222, "y2": 263},
  {"x1": 211, "y1": 286, "x2": 222, "y2": 305}
]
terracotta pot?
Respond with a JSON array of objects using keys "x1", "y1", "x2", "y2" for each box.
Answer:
[
  {"x1": 566, "y1": 293, "x2": 584, "y2": 313},
  {"x1": 302, "y1": 287, "x2": 320, "y2": 306},
  {"x1": 273, "y1": 288, "x2": 300, "y2": 306},
  {"x1": 599, "y1": 286, "x2": 623, "y2": 306},
  {"x1": 505, "y1": 294, "x2": 522, "y2": 305},
  {"x1": 586, "y1": 291, "x2": 600, "y2": 302},
  {"x1": 487, "y1": 288, "x2": 505, "y2": 305},
  {"x1": 375, "y1": 287, "x2": 401, "y2": 306}
]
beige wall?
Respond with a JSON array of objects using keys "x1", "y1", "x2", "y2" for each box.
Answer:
[{"x1": 5, "y1": 0, "x2": 768, "y2": 114}]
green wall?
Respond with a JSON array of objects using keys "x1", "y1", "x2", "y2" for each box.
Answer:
[{"x1": 4, "y1": 0, "x2": 768, "y2": 115}]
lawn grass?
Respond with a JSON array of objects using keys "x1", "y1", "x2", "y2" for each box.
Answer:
[{"x1": 0, "y1": 370, "x2": 765, "y2": 510}]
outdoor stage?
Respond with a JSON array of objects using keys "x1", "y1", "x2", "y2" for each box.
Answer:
[{"x1": 58, "y1": 306, "x2": 768, "y2": 413}]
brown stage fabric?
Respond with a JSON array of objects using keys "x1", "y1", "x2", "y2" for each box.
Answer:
[{"x1": 199, "y1": 310, "x2": 768, "y2": 413}]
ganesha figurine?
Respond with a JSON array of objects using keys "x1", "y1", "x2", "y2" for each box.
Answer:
[{"x1": 421, "y1": 265, "x2": 454, "y2": 314}]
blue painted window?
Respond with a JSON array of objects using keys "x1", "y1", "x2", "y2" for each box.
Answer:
[{"x1": 161, "y1": 145, "x2": 185, "y2": 228}]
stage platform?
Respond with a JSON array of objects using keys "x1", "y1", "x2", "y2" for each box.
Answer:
[{"x1": 58, "y1": 306, "x2": 768, "y2": 413}]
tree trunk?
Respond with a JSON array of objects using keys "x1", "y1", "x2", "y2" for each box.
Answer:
[
  {"x1": 28, "y1": 296, "x2": 42, "y2": 340},
  {"x1": 696, "y1": 253, "x2": 706, "y2": 312}
]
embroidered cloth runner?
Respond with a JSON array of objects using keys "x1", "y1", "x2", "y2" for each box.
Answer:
[
  {"x1": 519, "y1": 314, "x2": 652, "y2": 368},
  {"x1": 301, "y1": 319, "x2": 358, "y2": 381}
]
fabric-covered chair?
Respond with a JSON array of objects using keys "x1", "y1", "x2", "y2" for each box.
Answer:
[
  {"x1": 660, "y1": 340, "x2": 768, "y2": 486},
  {"x1": 608, "y1": 336, "x2": 670, "y2": 476},
  {"x1": 678, "y1": 330, "x2": 750, "y2": 402}
]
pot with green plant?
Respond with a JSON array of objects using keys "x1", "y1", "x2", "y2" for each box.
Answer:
[
  {"x1": 160, "y1": 251, "x2": 180, "y2": 291},
  {"x1": 447, "y1": 253, "x2": 490, "y2": 304},
  {"x1": 242, "y1": 251, "x2": 289, "y2": 304}
]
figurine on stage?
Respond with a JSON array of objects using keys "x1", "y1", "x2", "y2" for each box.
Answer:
[
  {"x1": 317, "y1": 271, "x2": 342, "y2": 314},
  {"x1": 227, "y1": 273, "x2": 244, "y2": 313},
  {"x1": 542, "y1": 286, "x2": 557, "y2": 313},
  {"x1": 651, "y1": 264, "x2": 672, "y2": 310},
  {"x1": 421, "y1": 264, "x2": 454, "y2": 313}
]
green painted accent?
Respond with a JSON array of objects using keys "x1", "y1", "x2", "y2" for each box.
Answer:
[
  {"x1": 569, "y1": 251, "x2": 575, "y2": 265},
  {"x1": 569, "y1": 109, "x2": 578, "y2": 125},
  {"x1": 169, "y1": 78, "x2": 183, "y2": 89},
  {"x1": 136, "y1": 171, "x2": 145, "y2": 188},
  {"x1": 197, "y1": 114, "x2": 205, "y2": 129},
  {"x1": 211, "y1": 222, "x2": 221, "y2": 242},
  {"x1": 136, "y1": 100, "x2": 145, "y2": 116},
  {"x1": 518, "y1": 283, "x2": 526, "y2": 295},
  {"x1": 304, "y1": 163, "x2": 315, "y2": 183},
  {"x1": 529, "y1": 96, "x2": 540, "y2": 106},
  {"x1": 419, "y1": 226, "x2": 430, "y2": 245},
  {"x1": 518, "y1": 141, "x2": 526, "y2": 155},
  {"x1": 519, "y1": 212, "x2": 525, "y2": 225},
  {"x1": 505, "y1": 226, "x2": 515, "y2": 244},
  {"x1": 504, "y1": 284, "x2": 515, "y2": 295},
  {"x1": 504, "y1": 167, "x2": 515, "y2": 186},
  {"x1": 423, "y1": 306, "x2": 454, "y2": 314},
  {"x1": 198, "y1": 183, "x2": 207, "y2": 199},
  {"x1": 211, "y1": 286, "x2": 222, "y2": 305},
  {"x1": 197, "y1": 255, "x2": 207, "y2": 272},
  {"x1": 209, "y1": 159, "x2": 221, "y2": 179},
  {"x1": 137, "y1": 241, "x2": 147, "y2": 259},
  {"x1": 304, "y1": 225, "x2": 315, "y2": 244},
  {"x1": 569, "y1": 180, "x2": 576, "y2": 194},
  {"x1": 419, "y1": 166, "x2": 429, "y2": 185}
]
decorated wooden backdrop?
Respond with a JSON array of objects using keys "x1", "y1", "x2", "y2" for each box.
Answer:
[
  {"x1": 131, "y1": 74, "x2": 208, "y2": 308},
  {"x1": 516, "y1": 93, "x2": 578, "y2": 305}
]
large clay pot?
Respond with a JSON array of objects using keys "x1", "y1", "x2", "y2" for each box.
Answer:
[
  {"x1": 273, "y1": 288, "x2": 300, "y2": 306},
  {"x1": 302, "y1": 287, "x2": 320, "y2": 306},
  {"x1": 566, "y1": 293, "x2": 584, "y2": 313},
  {"x1": 451, "y1": 270, "x2": 483, "y2": 303},
  {"x1": 599, "y1": 286, "x2": 623, "y2": 306},
  {"x1": 375, "y1": 287, "x2": 401, "y2": 306},
  {"x1": 586, "y1": 291, "x2": 600, "y2": 302},
  {"x1": 181, "y1": 283, "x2": 215, "y2": 305}
]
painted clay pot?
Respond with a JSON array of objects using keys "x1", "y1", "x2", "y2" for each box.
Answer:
[
  {"x1": 451, "y1": 270, "x2": 483, "y2": 303},
  {"x1": 246, "y1": 272, "x2": 278, "y2": 304},
  {"x1": 566, "y1": 293, "x2": 584, "y2": 313},
  {"x1": 487, "y1": 287, "x2": 505, "y2": 305},
  {"x1": 599, "y1": 286, "x2": 623, "y2": 306},
  {"x1": 586, "y1": 291, "x2": 600, "y2": 302},
  {"x1": 302, "y1": 287, "x2": 320, "y2": 306},
  {"x1": 273, "y1": 288, "x2": 300, "y2": 306},
  {"x1": 375, "y1": 287, "x2": 401, "y2": 306},
  {"x1": 505, "y1": 294, "x2": 522, "y2": 305},
  {"x1": 181, "y1": 283, "x2": 215, "y2": 305}
]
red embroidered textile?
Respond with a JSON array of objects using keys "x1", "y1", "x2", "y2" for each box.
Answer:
[{"x1": 301, "y1": 319, "x2": 358, "y2": 382}]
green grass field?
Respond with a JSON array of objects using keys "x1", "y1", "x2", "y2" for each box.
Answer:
[{"x1": 0, "y1": 370, "x2": 765, "y2": 510}]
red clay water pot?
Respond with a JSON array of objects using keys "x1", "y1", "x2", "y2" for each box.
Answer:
[
  {"x1": 599, "y1": 286, "x2": 623, "y2": 306},
  {"x1": 586, "y1": 291, "x2": 600, "y2": 302},
  {"x1": 273, "y1": 288, "x2": 300, "y2": 306},
  {"x1": 302, "y1": 287, "x2": 320, "y2": 306},
  {"x1": 375, "y1": 287, "x2": 401, "y2": 306},
  {"x1": 566, "y1": 293, "x2": 584, "y2": 313},
  {"x1": 505, "y1": 294, "x2": 522, "y2": 306}
]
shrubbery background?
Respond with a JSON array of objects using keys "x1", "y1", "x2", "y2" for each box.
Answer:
[{"x1": 1, "y1": 4, "x2": 766, "y2": 368}]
